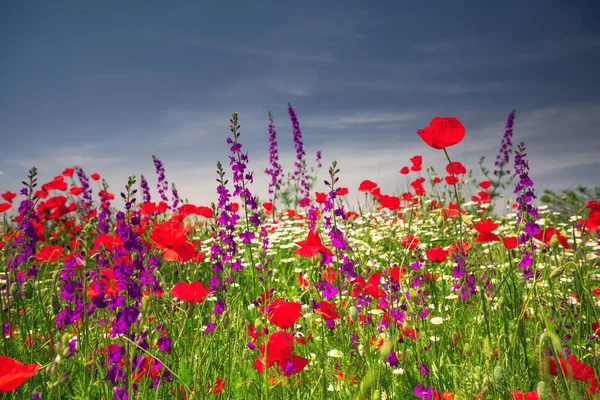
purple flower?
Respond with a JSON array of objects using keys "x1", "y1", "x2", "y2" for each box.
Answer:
[
  {"x1": 157, "y1": 335, "x2": 172, "y2": 353},
  {"x1": 386, "y1": 351, "x2": 399, "y2": 367},
  {"x1": 414, "y1": 383, "x2": 433, "y2": 400},
  {"x1": 152, "y1": 155, "x2": 169, "y2": 202}
]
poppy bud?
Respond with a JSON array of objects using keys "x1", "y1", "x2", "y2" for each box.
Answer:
[
  {"x1": 10, "y1": 283, "x2": 21, "y2": 301},
  {"x1": 537, "y1": 381, "x2": 550, "y2": 400},
  {"x1": 461, "y1": 214, "x2": 471, "y2": 225},
  {"x1": 51, "y1": 294, "x2": 61, "y2": 314},
  {"x1": 22, "y1": 281, "x2": 34, "y2": 300},
  {"x1": 379, "y1": 340, "x2": 392, "y2": 359},
  {"x1": 549, "y1": 234, "x2": 559, "y2": 250},
  {"x1": 408, "y1": 288, "x2": 419, "y2": 304},
  {"x1": 254, "y1": 318, "x2": 263, "y2": 332},
  {"x1": 549, "y1": 266, "x2": 565, "y2": 280},
  {"x1": 141, "y1": 295, "x2": 150, "y2": 313},
  {"x1": 436, "y1": 215, "x2": 444, "y2": 227},
  {"x1": 348, "y1": 306, "x2": 359, "y2": 322}
]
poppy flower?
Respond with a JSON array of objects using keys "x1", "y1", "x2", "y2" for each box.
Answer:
[
  {"x1": 315, "y1": 301, "x2": 340, "y2": 321},
  {"x1": 230, "y1": 203, "x2": 239, "y2": 213},
  {"x1": 1, "y1": 191, "x2": 17, "y2": 203},
  {"x1": 336, "y1": 187, "x2": 348, "y2": 196},
  {"x1": 293, "y1": 230, "x2": 333, "y2": 260},
  {"x1": 254, "y1": 331, "x2": 308, "y2": 376},
  {"x1": 90, "y1": 173, "x2": 100, "y2": 181},
  {"x1": 533, "y1": 228, "x2": 570, "y2": 249},
  {"x1": 171, "y1": 281, "x2": 211, "y2": 303},
  {"x1": 358, "y1": 180, "x2": 378, "y2": 192},
  {"x1": 266, "y1": 298, "x2": 302, "y2": 329},
  {"x1": 502, "y1": 236, "x2": 519, "y2": 249},
  {"x1": 445, "y1": 161, "x2": 466, "y2": 175},
  {"x1": 426, "y1": 247, "x2": 448, "y2": 262},
  {"x1": 35, "y1": 245, "x2": 64, "y2": 262},
  {"x1": 0, "y1": 356, "x2": 42, "y2": 392},
  {"x1": 444, "y1": 175, "x2": 459, "y2": 185},
  {"x1": 315, "y1": 192, "x2": 328, "y2": 204},
  {"x1": 388, "y1": 265, "x2": 408, "y2": 283},
  {"x1": 510, "y1": 391, "x2": 539, "y2": 400},
  {"x1": 416, "y1": 117, "x2": 466, "y2": 150},
  {"x1": 0, "y1": 203, "x2": 10, "y2": 213},
  {"x1": 473, "y1": 218, "x2": 500, "y2": 243},
  {"x1": 548, "y1": 354, "x2": 598, "y2": 396},
  {"x1": 150, "y1": 221, "x2": 197, "y2": 262},
  {"x1": 363, "y1": 272, "x2": 386, "y2": 299},
  {"x1": 69, "y1": 187, "x2": 83, "y2": 196},
  {"x1": 401, "y1": 235, "x2": 420, "y2": 250},
  {"x1": 479, "y1": 181, "x2": 491, "y2": 190},
  {"x1": 410, "y1": 155, "x2": 423, "y2": 171},
  {"x1": 399, "y1": 166, "x2": 410, "y2": 175},
  {"x1": 62, "y1": 168, "x2": 75, "y2": 177}
]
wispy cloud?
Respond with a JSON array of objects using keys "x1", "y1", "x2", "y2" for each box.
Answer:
[{"x1": 303, "y1": 111, "x2": 423, "y2": 129}]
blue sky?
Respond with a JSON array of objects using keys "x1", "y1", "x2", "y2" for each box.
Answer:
[{"x1": 1, "y1": 1, "x2": 599, "y2": 208}]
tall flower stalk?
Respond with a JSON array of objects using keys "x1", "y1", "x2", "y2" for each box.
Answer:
[
  {"x1": 490, "y1": 110, "x2": 516, "y2": 199},
  {"x1": 152, "y1": 155, "x2": 169, "y2": 203},
  {"x1": 288, "y1": 104, "x2": 310, "y2": 205},
  {"x1": 265, "y1": 111, "x2": 283, "y2": 221}
]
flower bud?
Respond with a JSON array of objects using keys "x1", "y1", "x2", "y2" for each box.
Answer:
[
  {"x1": 348, "y1": 306, "x2": 359, "y2": 322},
  {"x1": 51, "y1": 294, "x2": 61, "y2": 314},
  {"x1": 10, "y1": 283, "x2": 21, "y2": 301},
  {"x1": 549, "y1": 234, "x2": 559, "y2": 250},
  {"x1": 22, "y1": 281, "x2": 34, "y2": 300},
  {"x1": 549, "y1": 266, "x2": 565, "y2": 280}
]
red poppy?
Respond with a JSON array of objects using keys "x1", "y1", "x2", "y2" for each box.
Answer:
[
  {"x1": 0, "y1": 203, "x2": 10, "y2": 213},
  {"x1": 62, "y1": 168, "x2": 75, "y2": 177},
  {"x1": 262, "y1": 202, "x2": 273, "y2": 214},
  {"x1": 299, "y1": 197, "x2": 310, "y2": 207},
  {"x1": 399, "y1": 166, "x2": 410, "y2": 175},
  {"x1": 0, "y1": 356, "x2": 42, "y2": 392},
  {"x1": 322, "y1": 267, "x2": 337, "y2": 283},
  {"x1": 90, "y1": 173, "x2": 101, "y2": 181},
  {"x1": 316, "y1": 301, "x2": 339, "y2": 321},
  {"x1": 1, "y1": 191, "x2": 17, "y2": 204},
  {"x1": 479, "y1": 181, "x2": 491, "y2": 189},
  {"x1": 254, "y1": 331, "x2": 308, "y2": 376},
  {"x1": 150, "y1": 221, "x2": 197, "y2": 262},
  {"x1": 69, "y1": 187, "x2": 83, "y2": 196},
  {"x1": 426, "y1": 247, "x2": 448, "y2": 262},
  {"x1": 510, "y1": 391, "x2": 539, "y2": 400},
  {"x1": 445, "y1": 175, "x2": 459, "y2": 185},
  {"x1": 230, "y1": 203, "x2": 239, "y2": 213},
  {"x1": 363, "y1": 272, "x2": 386, "y2": 299},
  {"x1": 370, "y1": 187, "x2": 382, "y2": 199},
  {"x1": 502, "y1": 236, "x2": 519, "y2": 249},
  {"x1": 177, "y1": 204, "x2": 213, "y2": 219},
  {"x1": 549, "y1": 354, "x2": 598, "y2": 395},
  {"x1": 35, "y1": 245, "x2": 64, "y2": 262},
  {"x1": 446, "y1": 161, "x2": 466, "y2": 175},
  {"x1": 533, "y1": 228, "x2": 569, "y2": 249},
  {"x1": 473, "y1": 218, "x2": 500, "y2": 243},
  {"x1": 410, "y1": 155, "x2": 423, "y2": 172},
  {"x1": 42, "y1": 175, "x2": 68, "y2": 192},
  {"x1": 447, "y1": 240, "x2": 472, "y2": 254},
  {"x1": 336, "y1": 187, "x2": 348, "y2": 196},
  {"x1": 358, "y1": 180, "x2": 378, "y2": 192},
  {"x1": 401, "y1": 235, "x2": 420, "y2": 250},
  {"x1": 315, "y1": 192, "x2": 328, "y2": 204},
  {"x1": 206, "y1": 377, "x2": 225, "y2": 395},
  {"x1": 592, "y1": 322, "x2": 600, "y2": 335},
  {"x1": 171, "y1": 281, "x2": 211, "y2": 303},
  {"x1": 388, "y1": 266, "x2": 408, "y2": 283},
  {"x1": 379, "y1": 195, "x2": 401, "y2": 211},
  {"x1": 266, "y1": 298, "x2": 302, "y2": 329},
  {"x1": 293, "y1": 230, "x2": 333, "y2": 259},
  {"x1": 297, "y1": 274, "x2": 309, "y2": 288},
  {"x1": 416, "y1": 117, "x2": 466, "y2": 150},
  {"x1": 434, "y1": 392, "x2": 456, "y2": 400}
]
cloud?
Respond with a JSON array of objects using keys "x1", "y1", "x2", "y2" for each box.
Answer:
[{"x1": 302, "y1": 111, "x2": 423, "y2": 129}]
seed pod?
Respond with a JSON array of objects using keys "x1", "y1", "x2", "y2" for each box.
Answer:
[{"x1": 22, "y1": 281, "x2": 34, "y2": 300}]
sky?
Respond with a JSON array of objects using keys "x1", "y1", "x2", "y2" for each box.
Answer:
[{"x1": 1, "y1": 0, "x2": 599, "y2": 210}]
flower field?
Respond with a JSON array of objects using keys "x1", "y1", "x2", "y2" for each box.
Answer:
[{"x1": 1, "y1": 107, "x2": 599, "y2": 400}]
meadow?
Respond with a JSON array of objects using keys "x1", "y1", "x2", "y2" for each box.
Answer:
[{"x1": 0, "y1": 106, "x2": 599, "y2": 400}]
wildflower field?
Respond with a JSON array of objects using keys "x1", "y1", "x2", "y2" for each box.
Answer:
[{"x1": 1, "y1": 106, "x2": 599, "y2": 400}]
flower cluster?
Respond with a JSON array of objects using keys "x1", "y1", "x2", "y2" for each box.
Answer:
[{"x1": 152, "y1": 155, "x2": 169, "y2": 203}]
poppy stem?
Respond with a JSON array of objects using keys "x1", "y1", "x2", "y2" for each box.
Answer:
[{"x1": 443, "y1": 149, "x2": 463, "y2": 241}]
